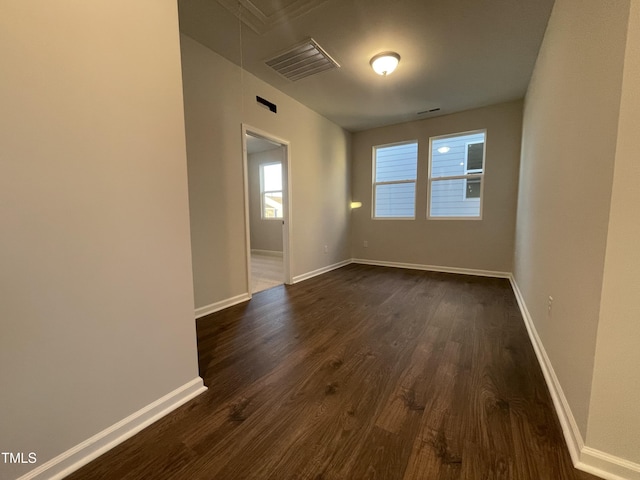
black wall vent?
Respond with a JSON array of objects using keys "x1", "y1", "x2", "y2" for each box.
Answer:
[
  {"x1": 256, "y1": 96, "x2": 277, "y2": 113},
  {"x1": 417, "y1": 108, "x2": 441, "y2": 115}
]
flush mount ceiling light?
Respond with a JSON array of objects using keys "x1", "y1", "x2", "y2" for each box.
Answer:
[
  {"x1": 370, "y1": 52, "x2": 400, "y2": 76},
  {"x1": 437, "y1": 146, "x2": 451, "y2": 154}
]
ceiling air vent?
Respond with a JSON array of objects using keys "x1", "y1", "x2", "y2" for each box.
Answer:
[{"x1": 266, "y1": 38, "x2": 340, "y2": 82}]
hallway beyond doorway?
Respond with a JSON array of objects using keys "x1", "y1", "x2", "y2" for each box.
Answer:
[{"x1": 251, "y1": 251, "x2": 283, "y2": 293}]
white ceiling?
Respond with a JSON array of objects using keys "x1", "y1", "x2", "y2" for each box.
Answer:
[
  {"x1": 246, "y1": 133, "x2": 282, "y2": 154},
  {"x1": 178, "y1": 0, "x2": 555, "y2": 132}
]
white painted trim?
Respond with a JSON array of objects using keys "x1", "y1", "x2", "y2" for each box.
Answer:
[
  {"x1": 251, "y1": 249, "x2": 284, "y2": 257},
  {"x1": 259, "y1": 161, "x2": 284, "y2": 220},
  {"x1": 17, "y1": 378, "x2": 207, "y2": 480},
  {"x1": 508, "y1": 274, "x2": 584, "y2": 463},
  {"x1": 194, "y1": 293, "x2": 251, "y2": 319},
  {"x1": 508, "y1": 274, "x2": 640, "y2": 480},
  {"x1": 579, "y1": 448, "x2": 640, "y2": 480},
  {"x1": 353, "y1": 258, "x2": 510, "y2": 278},
  {"x1": 427, "y1": 129, "x2": 486, "y2": 221},
  {"x1": 292, "y1": 259, "x2": 352, "y2": 284},
  {"x1": 426, "y1": 215, "x2": 483, "y2": 221},
  {"x1": 242, "y1": 125, "x2": 293, "y2": 290},
  {"x1": 372, "y1": 140, "x2": 418, "y2": 221},
  {"x1": 241, "y1": 125, "x2": 255, "y2": 299}
]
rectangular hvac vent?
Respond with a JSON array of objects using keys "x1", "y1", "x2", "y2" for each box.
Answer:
[
  {"x1": 256, "y1": 96, "x2": 277, "y2": 113},
  {"x1": 417, "y1": 108, "x2": 441, "y2": 115},
  {"x1": 266, "y1": 38, "x2": 340, "y2": 82}
]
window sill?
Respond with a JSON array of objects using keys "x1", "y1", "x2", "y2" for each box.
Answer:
[{"x1": 427, "y1": 216, "x2": 483, "y2": 221}]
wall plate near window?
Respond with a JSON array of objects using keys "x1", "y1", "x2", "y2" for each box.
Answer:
[{"x1": 428, "y1": 130, "x2": 486, "y2": 220}]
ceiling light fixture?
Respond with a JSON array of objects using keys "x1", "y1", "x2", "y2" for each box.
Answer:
[
  {"x1": 437, "y1": 146, "x2": 451, "y2": 154},
  {"x1": 370, "y1": 52, "x2": 400, "y2": 76}
]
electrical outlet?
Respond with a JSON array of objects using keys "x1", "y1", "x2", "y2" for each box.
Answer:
[
  {"x1": 548, "y1": 296, "x2": 553, "y2": 315},
  {"x1": 363, "y1": 240, "x2": 368, "y2": 248},
  {"x1": 324, "y1": 245, "x2": 328, "y2": 254}
]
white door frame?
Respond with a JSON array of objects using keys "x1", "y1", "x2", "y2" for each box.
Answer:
[{"x1": 241, "y1": 124, "x2": 293, "y2": 296}]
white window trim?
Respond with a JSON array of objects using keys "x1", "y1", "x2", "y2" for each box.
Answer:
[
  {"x1": 372, "y1": 140, "x2": 418, "y2": 220},
  {"x1": 427, "y1": 129, "x2": 486, "y2": 221},
  {"x1": 260, "y1": 162, "x2": 283, "y2": 220}
]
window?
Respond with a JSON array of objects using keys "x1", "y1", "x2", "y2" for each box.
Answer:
[
  {"x1": 373, "y1": 141, "x2": 418, "y2": 218},
  {"x1": 428, "y1": 130, "x2": 486, "y2": 219},
  {"x1": 260, "y1": 162, "x2": 283, "y2": 219},
  {"x1": 464, "y1": 142, "x2": 484, "y2": 199}
]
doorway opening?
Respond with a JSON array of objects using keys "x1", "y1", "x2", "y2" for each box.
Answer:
[{"x1": 242, "y1": 125, "x2": 292, "y2": 295}]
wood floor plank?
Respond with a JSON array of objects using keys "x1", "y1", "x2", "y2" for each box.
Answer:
[{"x1": 65, "y1": 265, "x2": 602, "y2": 480}]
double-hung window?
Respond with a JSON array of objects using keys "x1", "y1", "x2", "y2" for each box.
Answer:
[
  {"x1": 372, "y1": 141, "x2": 418, "y2": 219},
  {"x1": 260, "y1": 162, "x2": 283, "y2": 219},
  {"x1": 428, "y1": 130, "x2": 486, "y2": 219}
]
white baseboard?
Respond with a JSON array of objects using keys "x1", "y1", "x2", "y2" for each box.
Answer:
[
  {"x1": 292, "y1": 259, "x2": 352, "y2": 284},
  {"x1": 18, "y1": 378, "x2": 207, "y2": 480},
  {"x1": 353, "y1": 258, "x2": 510, "y2": 278},
  {"x1": 509, "y1": 274, "x2": 640, "y2": 480},
  {"x1": 508, "y1": 275, "x2": 584, "y2": 462},
  {"x1": 195, "y1": 293, "x2": 251, "y2": 319},
  {"x1": 251, "y1": 249, "x2": 284, "y2": 257},
  {"x1": 579, "y1": 448, "x2": 640, "y2": 480}
]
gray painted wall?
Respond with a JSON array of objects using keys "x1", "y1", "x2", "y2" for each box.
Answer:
[
  {"x1": 351, "y1": 101, "x2": 522, "y2": 273},
  {"x1": 180, "y1": 35, "x2": 351, "y2": 309},
  {"x1": 514, "y1": 0, "x2": 629, "y2": 451},
  {"x1": 0, "y1": 2, "x2": 200, "y2": 478},
  {"x1": 248, "y1": 149, "x2": 285, "y2": 253},
  {"x1": 588, "y1": 0, "x2": 640, "y2": 463}
]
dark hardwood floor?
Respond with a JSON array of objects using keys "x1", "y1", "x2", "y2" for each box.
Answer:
[{"x1": 67, "y1": 264, "x2": 601, "y2": 479}]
